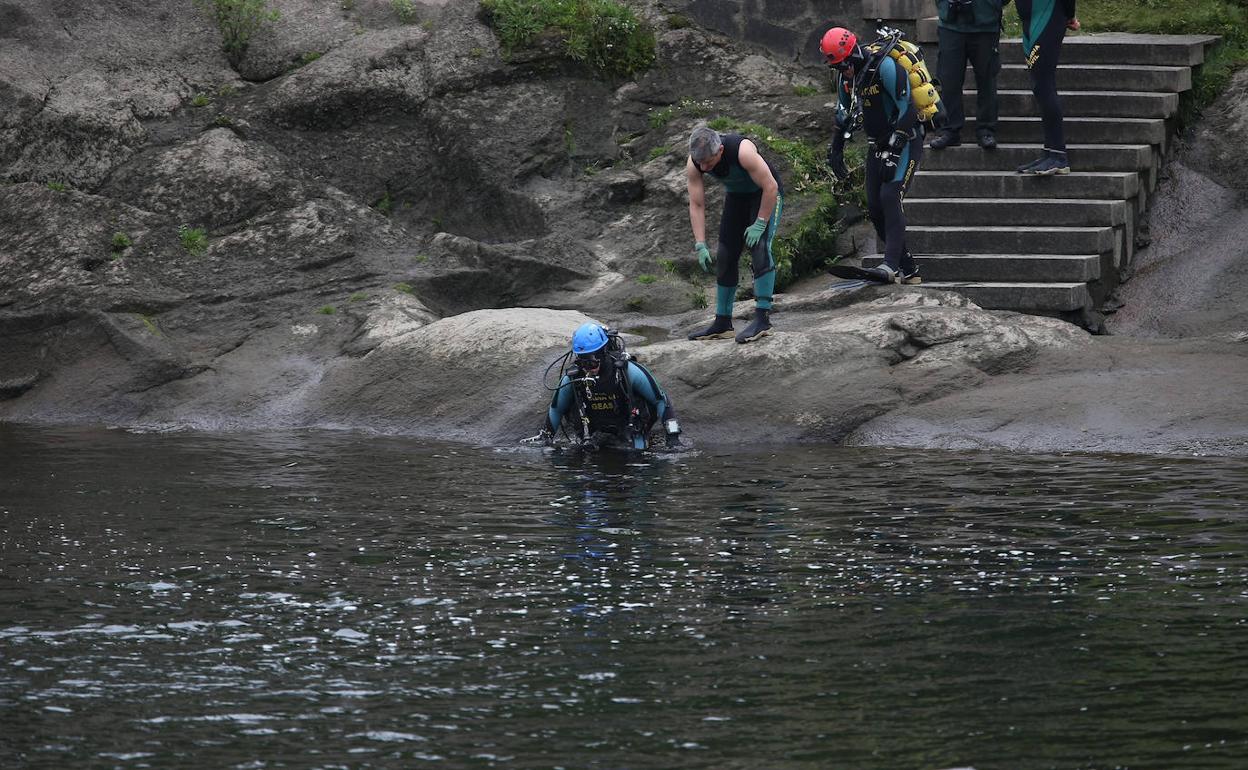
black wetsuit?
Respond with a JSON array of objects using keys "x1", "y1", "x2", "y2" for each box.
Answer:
[
  {"x1": 1017, "y1": 0, "x2": 1076, "y2": 152},
  {"x1": 701, "y1": 133, "x2": 784, "y2": 315},
  {"x1": 547, "y1": 355, "x2": 674, "y2": 449},
  {"x1": 837, "y1": 52, "x2": 922, "y2": 273}
]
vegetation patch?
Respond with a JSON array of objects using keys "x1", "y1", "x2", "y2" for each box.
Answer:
[
  {"x1": 394, "y1": 282, "x2": 414, "y2": 294},
  {"x1": 111, "y1": 232, "x2": 132, "y2": 253},
  {"x1": 318, "y1": 305, "x2": 337, "y2": 315},
  {"x1": 349, "y1": 292, "x2": 367, "y2": 302},
  {"x1": 139, "y1": 315, "x2": 162, "y2": 336},
  {"x1": 46, "y1": 181, "x2": 67, "y2": 192},
  {"x1": 648, "y1": 97, "x2": 712, "y2": 129},
  {"x1": 636, "y1": 274, "x2": 656, "y2": 284},
  {"x1": 178, "y1": 225, "x2": 208, "y2": 256},
  {"x1": 198, "y1": 0, "x2": 281, "y2": 69},
  {"x1": 392, "y1": 0, "x2": 417, "y2": 24},
  {"x1": 480, "y1": 0, "x2": 656, "y2": 79},
  {"x1": 646, "y1": 145, "x2": 671, "y2": 161},
  {"x1": 190, "y1": 93, "x2": 212, "y2": 108}
]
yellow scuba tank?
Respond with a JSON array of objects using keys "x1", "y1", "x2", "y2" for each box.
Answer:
[{"x1": 866, "y1": 30, "x2": 944, "y2": 125}]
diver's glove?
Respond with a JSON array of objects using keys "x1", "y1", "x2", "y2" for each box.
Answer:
[
  {"x1": 886, "y1": 129, "x2": 909, "y2": 154},
  {"x1": 520, "y1": 428, "x2": 553, "y2": 446},
  {"x1": 827, "y1": 134, "x2": 848, "y2": 180},
  {"x1": 695, "y1": 241, "x2": 712, "y2": 273},
  {"x1": 744, "y1": 218, "x2": 767, "y2": 248}
]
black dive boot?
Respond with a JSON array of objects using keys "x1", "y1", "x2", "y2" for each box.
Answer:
[
  {"x1": 735, "y1": 308, "x2": 771, "y2": 344},
  {"x1": 688, "y1": 314, "x2": 734, "y2": 340}
]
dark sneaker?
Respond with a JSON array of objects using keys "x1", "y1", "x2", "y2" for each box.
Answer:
[
  {"x1": 977, "y1": 132, "x2": 997, "y2": 150},
  {"x1": 1016, "y1": 153, "x2": 1045, "y2": 174},
  {"x1": 901, "y1": 266, "x2": 922, "y2": 285},
  {"x1": 928, "y1": 130, "x2": 961, "y2": 150},
  {"x1": 1024, "y1": 150, "x2": 1070, "y2": 176},
  {"x1": 735, "y1": 309, "x2": 771, "y2": 344},
  {"x1": 687, "y1": 314, "x2": 735, "y2": 340},
  {"x1": 864, "y1": 264, "x2": 900, "y2": 284}
]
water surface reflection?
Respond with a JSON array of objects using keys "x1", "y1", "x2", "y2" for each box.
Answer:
[{"x1": 1, "y1": 425, "x2": 1245, "y2": 768}]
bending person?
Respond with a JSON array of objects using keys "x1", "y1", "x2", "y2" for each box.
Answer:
[
  {"x1": 686, "y1": 126, "x2": 784, "y2": 344},
  {"x1": 823, "y1": 26, "x2": 923, "y2": 284}
]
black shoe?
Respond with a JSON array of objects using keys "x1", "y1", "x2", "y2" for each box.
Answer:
[
  {"x1": 1016, "y1": 153, "x2": 1045, "y2": 173},
  {"x1": 978, "y1": 132, "x2": 997, "y2": 150},
  {"x1": 688, "y1": 314, "x2": 734, "y2": 340},
  {"x1": 864, "y1": 264, "x2": 900, "y2": 284},
  {"x1": 928, "y1": 130, "x2": 961, "y2": 150},
  {"x1": 900, "y1": 266, "x2": 922, "y2": 285},
  {"x1": 1023, "y1": 149, "x2": 1070, "y2": 176},
  {"x1": 735, "y1": 309, "x2": 771, "y2": 344}
]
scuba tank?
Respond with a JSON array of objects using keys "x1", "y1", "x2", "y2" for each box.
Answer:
[{"x1": 866, "y1": 23, "x2": 945, "y2": 128}]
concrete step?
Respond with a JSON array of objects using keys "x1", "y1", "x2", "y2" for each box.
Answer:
[
  {"x1": 921, "y1": 281, "x2": 1092, "y2": 312},
  {"x1": 967, "y1": 89, "x2": 1179, "y2": 119},
  {"x1": 959, "y1": 117, "x2": 1165, "y2": 147},
  {"x1": 907, "y1": 225, "x2": 1115, "y2": 255},
  {"x1": 905, "y1": 198, "x2": 1126, "y2": 228},
  {"x1": 999, "y1": 34, "x2": 1218, "y2": 67},
  {"x1": 910, "y1": 170, "x2": 1140, "y2": 200},
  {"x1": 863, "y1": 0, "x2": 928, "y2": 18},
  {"x1": 921, "y1": 143, "x2": 1153, "y2": 173},
  {"x1": 983, "y1": 63, "x2": 1191, "y2": 93},
  {"x1": 863, "y1": 253, "x2": 1101, "y2": 282}
]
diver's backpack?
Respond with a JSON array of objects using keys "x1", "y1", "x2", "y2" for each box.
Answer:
[{"x1": 864, "y1": 26, "x2": 944, "y2": 128}]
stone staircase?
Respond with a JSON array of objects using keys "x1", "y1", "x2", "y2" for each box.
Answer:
[{"x1": 856, "y1": 4, "x2": 1220, "y2": 323}]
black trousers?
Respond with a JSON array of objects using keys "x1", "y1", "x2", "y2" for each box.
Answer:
[
  {"x1": 865, "y1": 132, "x2": 923, "y2": 272},
  {"x1": 1017, "y1": 0, "x2": 1068, "y2": 151},
  {"x1": 936, "y1": 26, "x2": 1001, "y2": 136}
]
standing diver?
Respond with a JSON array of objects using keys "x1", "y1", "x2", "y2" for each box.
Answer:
[
  {"x1": 1015, "y1": 0, "x2": 1080, "y2": 175},
  {"x1": 526, "y1": 323, "x2": 681, "y2": 451},
  {"x1": 823, "y1": 26, "x2": 923, "y2": 285},
  {"x1": 685, "y1": 125, "x2": 784, "y2": 344}
]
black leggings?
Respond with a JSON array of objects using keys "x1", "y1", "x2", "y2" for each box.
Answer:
[
  {"x1": 1018, "y1": 0, "x2": 1068, "y2": 152},
  {"x1": 865, "y1": 132, "x2": 923, "y2": 272}
]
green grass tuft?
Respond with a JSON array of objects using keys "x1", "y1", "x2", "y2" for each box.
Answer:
[
  {"x1": 318, "y1": 305, "x2": 337, "y2": 315},
  {"x1": 178, "y1": 224, "x2": 208, "y2": 256},
  {"x1": 480, "y1": 0, "x2": 656, "y2": 79},
  {"x1": 111, "y1": 232, "x2": 132, "y2": 252},
  {"x1": 636, "y1": 274, "x2": 656, "y2": 284},
  {"x1": 392, "y1": 0, "x2": 416, "y2": 23},
  {"x1": 197, "y1": 0, "x2": 280, "y2": 69},
  {"x1": 394, "y1": 282, "x2": 414, "y2": 294}
]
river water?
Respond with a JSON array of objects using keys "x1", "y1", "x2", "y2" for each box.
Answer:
[{"x1": 1, "y1": 424, "x2": 1245, "y2": 769}]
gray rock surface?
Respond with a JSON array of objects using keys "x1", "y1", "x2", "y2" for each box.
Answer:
[{"x1": 2, "y1": 0, "x2": 1247, "y2": 457}]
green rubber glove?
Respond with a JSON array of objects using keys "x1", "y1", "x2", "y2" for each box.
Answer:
[
  {"x1": 695, "y1": 241, "x2": 712, "y2": 272},
  {"x1": 744, "y1": 217, "x2": 767, "y2": 248}
]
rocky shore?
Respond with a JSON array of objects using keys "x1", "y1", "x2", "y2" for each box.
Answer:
[{"x1": 2, "y1": 0, "x2": 1246, "y2": 456}]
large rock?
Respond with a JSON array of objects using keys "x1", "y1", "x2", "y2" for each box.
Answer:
[{"x1": 311, "y1": 307, "x2": 601, "y2": 439}]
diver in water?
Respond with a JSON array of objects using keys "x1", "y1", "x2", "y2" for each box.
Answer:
[{"x1": 524, "y1": 323, "x2": 681, "y2": 451}]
